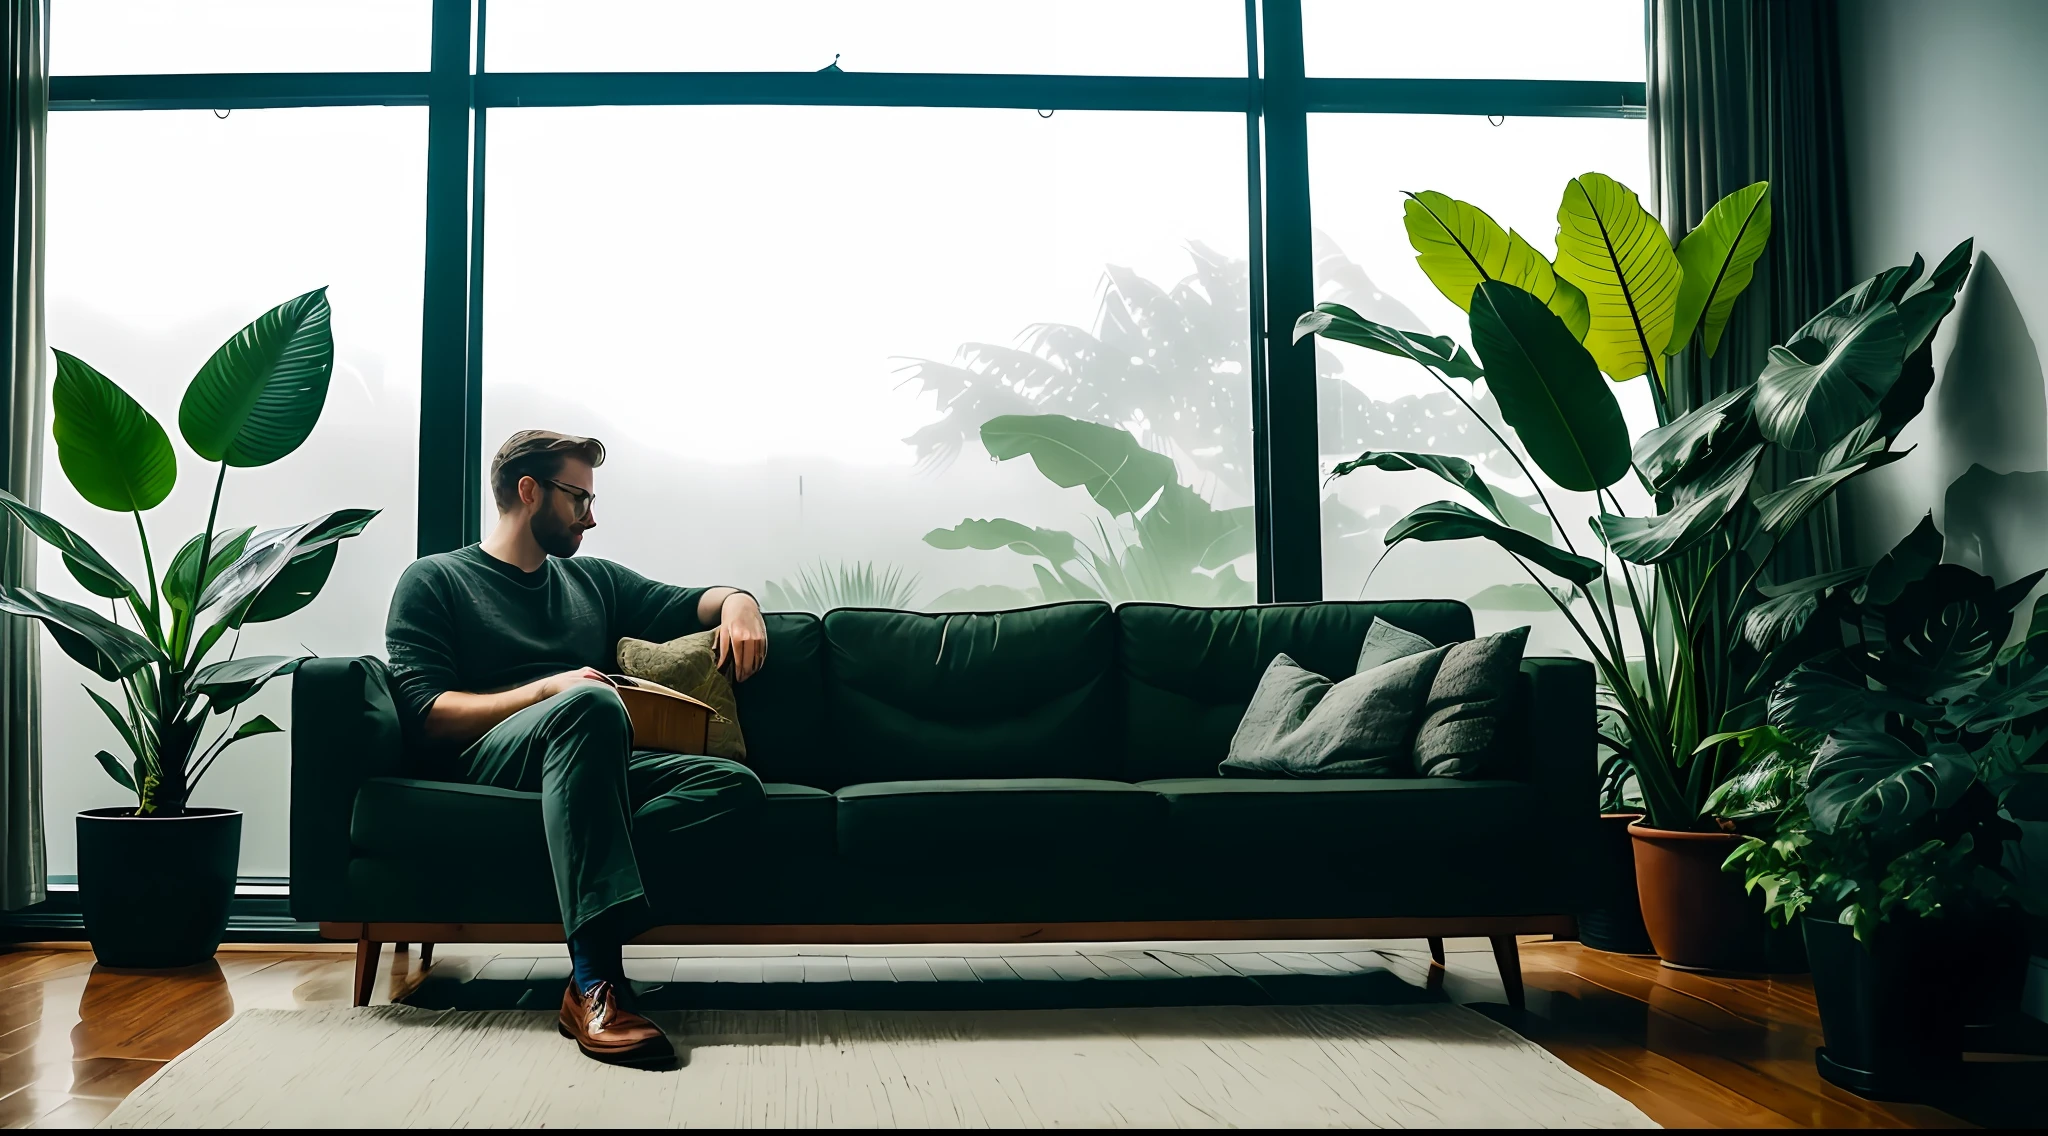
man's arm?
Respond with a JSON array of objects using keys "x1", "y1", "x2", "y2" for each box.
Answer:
[
  {"x1": 422, "y1": 668, "x2": 614, "y2": 746},
  {"x1": 697, "y1": 587, "x2": 767, "y2": 681}
]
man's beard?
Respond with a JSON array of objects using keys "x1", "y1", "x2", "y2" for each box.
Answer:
[{"x1": 531, "y1": 511, "x2": 582, "y2": 558}]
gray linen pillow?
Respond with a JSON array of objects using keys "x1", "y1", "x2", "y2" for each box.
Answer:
[
  {"x1": 1357, "y1": 618, "x2": 1436, "y2": 672},
  {"x1": 1412, "y1": 625, "x2": 1530, "y2": 778},
  {"x1": 1220, "y1": 645, "x2": 1450, "y2": 778}
]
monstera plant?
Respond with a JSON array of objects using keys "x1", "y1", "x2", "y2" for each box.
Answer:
[
  {"x1": 0, "y1": 289, "x2": 375, "y2": 818},
  {"x1": 1719, "y1": 514, "x2": 2048, "y2": 940},
  {"x1": 1296, "y1": 173, "x2": 1975, "y2": 968}
]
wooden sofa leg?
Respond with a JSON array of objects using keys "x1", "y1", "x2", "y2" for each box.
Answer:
[
  {"x1": 353, "y1": 938, "x2": 382, "y2": 1007},
  {"x1": 1427, "y1": 937, "x2": 1445, "y2": 967},
  {"x1": 1489, "y1": 935, "x2": 1525, "y2": 1010},
  {"x1": 395, "y1": 942, "x2": 410, "y2": 954},
  {"x1": 419, "y1": 943, "x2": 435, "y2": 968}
]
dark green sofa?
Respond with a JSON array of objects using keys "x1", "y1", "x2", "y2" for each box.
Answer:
[{"x1": 292, "y1": 600, "x2": 1595, "y2": 1005}]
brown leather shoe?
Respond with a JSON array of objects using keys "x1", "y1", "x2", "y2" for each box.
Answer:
[{"x1": 557, "y1": 980, "x2": 675, "y2": 1068}]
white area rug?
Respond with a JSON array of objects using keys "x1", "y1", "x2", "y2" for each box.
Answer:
[{"x1": 105, "y1": 1003, "x2": 1656, "y2": 1128}]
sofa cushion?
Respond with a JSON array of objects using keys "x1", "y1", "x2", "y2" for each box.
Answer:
[
  {"x1": 349, "y1": 777, "x2": 834, "y2": 862},
  {"x1": 1141, "y1": 775, "x2": 1533, "y2": 854},
  {"x1": 1119, "y1": 601, "x2": 1475, "y2": 781},
  {"x1": 1414, "y1": 626, "x2": 1530, "y2": 778},
  {"x1": 732, "y1": 613, "x2": 829, "y2": 785},
  {"x1": 834, "y1": 778, "x2": 1165, "y2": 862},
  {"x1": 1219, "y1": 647, "x2": 1446, "y2": 778},
  {"x1": 821, "y1": 603, "x2": 1119, "y2": 785}
]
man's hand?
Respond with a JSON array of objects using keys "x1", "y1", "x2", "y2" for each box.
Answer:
[
  {"x1": 714, "y1": 592, "x2": 768, "y2": 681},
  {"x1": 536, "y1": 667, "x2": 615, "y2": 698}
]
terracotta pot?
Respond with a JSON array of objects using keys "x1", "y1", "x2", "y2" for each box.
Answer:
[
  {"x1": 1578, "y1": 813, "x2": 1654, "y2": 954},
  {"x1": 1628, "y1": 821, "x2": 1764, "y2": 971}
]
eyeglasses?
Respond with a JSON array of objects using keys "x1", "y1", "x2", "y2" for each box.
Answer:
[{"x1": 539, "y1": 477, "x2": 596, "y2": 519}]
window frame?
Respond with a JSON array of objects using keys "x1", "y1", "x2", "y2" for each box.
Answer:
[{"x1": 48, "y1": 0, "x2": 1646, "y2": 603}]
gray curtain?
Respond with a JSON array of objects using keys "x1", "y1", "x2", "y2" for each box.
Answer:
[
  {"x1": 1648, "y1": 0, "x2": 1854, "y2": 579},
  {"x1": 1, "y1": 0, "x2": 46, "y2": 912}
]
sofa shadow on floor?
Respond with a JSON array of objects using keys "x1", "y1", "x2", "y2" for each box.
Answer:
[{"x1": 401, "y1": 964, "x2": 1445, "y2": 1014}]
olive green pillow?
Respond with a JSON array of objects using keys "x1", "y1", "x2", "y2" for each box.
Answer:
[
  {"x1": 1220, "y1": 645, "x2": 1450, "y2": 778},
  {"x1": 616, "y1": 631, "x2": 747, "y2": 762},
  {"x1": 1412, "y1": 625, "x2": 1529, "y2": 778}
]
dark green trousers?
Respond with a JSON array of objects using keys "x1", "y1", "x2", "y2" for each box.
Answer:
[{"x1": 460, "y1": 684, "x2": 764, "y2": 937}]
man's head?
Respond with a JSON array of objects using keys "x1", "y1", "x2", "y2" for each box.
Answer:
[{"x1": 489, "y1": 430, "x2": 605, "y2": 558}]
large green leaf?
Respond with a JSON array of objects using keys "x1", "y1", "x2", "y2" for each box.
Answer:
[
  {"x1": 1291, "y1": 303, "x2": 1484, "y2": 380},
  {"x1": 1328, "y1": 450, "x2": 1551, "y2": 539},
  {"x1": 162, "y1": 526, "x2": 254, "y2": 620},
  {"x1": 1128, "y1": 484, "x2": 1254, "y2": 573},
  {"x1": 1808, "y1": 729, "x2": 1973, "y2": 834},
  {"x1": 193, "y1": 508, "x2": 377, "y2": 630},
  {"x1": 1869, "y1": 565, "x2": 2008, "y2": 703},
  {"x1": 178, "y1": 288, "x2": 335, "y2": 467},
  {"x1": 1553, "y1": 173, "x2": 1682, "y2": 384},
  {"x1": 191, "y1": 654, "x2": 304, "y2": 713},
  {"x1": 1753, "y1": 445, "x2": 1911, "y2": 536},
  {"x1": 1593, "y1": 445, "x2": 1761, "y2": 564},
  {"x1": 1384, "y1": 500, "x2": 1604, "y2": 586},
  {"x1": 1631, "y1": 386, "x2": 1755, "y2": 493},
  {"x1": 1858, "y1": 513, "x2": 1943, "y2": 607},
  {"x1": 84, "y1": 686, "x2": 146, "y2": 766},
  {"x1": 0, "y1": 489, "x2": 135, "y2": 600},
  {"x1": 979, "y1": 415, "x2": 1177, "y2": 519},
  {"x1": 924, "y1": 518, "x2": 1085, "y2": 568},
  {"x1": 49, "y1": 350, "x2": 177, "y2": 513},
  {"x1": 242, "y1": 542, "x2": 339, "y2": 624},
  {"x1": 1401, "y1": 191, "x2": 1591, "y2": 338},
  {"x1": 0, "y1": 584, "x2": 164, "y2": 680},
  {"x1": 1467, "y1": 281, "x2": 1631, "y2": 491},
  {"x1": 1753, "y1": 302, "x2": 1907, "y2": 451},
  {"x1": 92, "y1": 750, "x2": 137, "y2": 794},
  {"x1": 1895, "y1": 238, "x2": 1974, "y2": 355},
  {"x1": 1742, "y1": 566, "x2": 1867, "y2": 652},
  {"x1": 1670, "y1": 182, "x2": 1771, "y2": 357}
]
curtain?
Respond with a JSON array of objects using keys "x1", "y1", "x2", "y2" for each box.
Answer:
[
  {"x1": 1648, "y1": 0, "x2": 1854, "y2": 579},
  {"x1": 1, "y1": 0, "x2": 46, "y2": 912}
]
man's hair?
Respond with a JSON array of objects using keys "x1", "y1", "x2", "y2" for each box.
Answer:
[{"x1": 489, "y1": 430, "x2": 606, "y2": 513}]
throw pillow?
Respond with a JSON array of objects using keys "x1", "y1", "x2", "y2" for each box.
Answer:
[
  {"x1": 616, "y1": 631, "x2": 747, "y2": 761},
  {"x1": 1356, "y1": 618, "x2": 1436, "y2": 672},
  {"x1": 1220, "y1": 646, "x2": 1450, "y2": 778},
  {"x1": 1411, "y1": 625, "x2": 1529, "y2": 778}
]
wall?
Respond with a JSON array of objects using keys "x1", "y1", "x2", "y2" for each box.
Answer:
[
  {"x1": 1837, "y1": 0, "x2": 2048, "y2": 1016},
  {"x1": 1836, "y1": 0, "x2": 2048, "y2": 572}
]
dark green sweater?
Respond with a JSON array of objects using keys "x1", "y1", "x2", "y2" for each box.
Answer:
[{"x1": 384, "y1": 545, "x2": 711, "y2": 753}]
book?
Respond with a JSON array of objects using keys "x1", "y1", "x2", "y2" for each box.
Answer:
[{"x1": 606, "y1": 674, "x2": 715, "y2": 755}]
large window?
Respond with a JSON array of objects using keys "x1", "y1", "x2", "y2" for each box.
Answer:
[
  {"x1": 39, "y1": 1, "x2": 1646, "y2": 881},
  {"x1": 482, "y1": 106, "x2": 1252, "y2": 609}
]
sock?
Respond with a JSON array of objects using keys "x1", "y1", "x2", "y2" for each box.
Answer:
[{"x1": 567, "y1": 931, "x2": 623, "y2": 994}]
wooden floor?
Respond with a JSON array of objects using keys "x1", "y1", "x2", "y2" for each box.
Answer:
[{"x1": 1, "y1": 935, "x2": 2038, "y2": 1128}]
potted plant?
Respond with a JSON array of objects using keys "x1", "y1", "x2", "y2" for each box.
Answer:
[
  {"x1": 1717, "y1": 516, "x2": 2046, "y2": 1098},
  {"x1": 0, "y1": 289, "x2": 376, "y2": 968},
  {"x1": 1295, "y1": 171, "x2": 1975, "y2": 969}
]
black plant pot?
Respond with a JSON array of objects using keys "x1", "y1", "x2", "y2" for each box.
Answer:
[
  {"x1": 1804, "y1": 915, "x2": 1967, "y2": 1101},
  {"x1": 77, "y1": 807, "x2": 242, "y2": 969},
  {"x1": 1578, "y1": 813, "x2": 1654, "y2": 954}
]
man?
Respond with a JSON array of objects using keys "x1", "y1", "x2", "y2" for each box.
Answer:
[{"x1": 385, "y1": 430, "x2": 768, "y2": 1068}]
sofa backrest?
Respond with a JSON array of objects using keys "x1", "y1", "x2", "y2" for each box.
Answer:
[
  {"x1": 817, "y1": 602, "x2": 1121, "y2": 788},
  {"x1": 1117, "y1": 600, "x2": 1476, "y2": 781},
  {"x1": 730, "y1": 612, "x2": 830, "y2": 785}
]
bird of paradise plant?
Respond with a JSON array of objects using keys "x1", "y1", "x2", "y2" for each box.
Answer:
[
  {"x1": 1297, "y1": 172, "x2": 1973, "y2": 832},
  {"x1": 0, "y1": 289, "x2": 376, "y2": 815}
]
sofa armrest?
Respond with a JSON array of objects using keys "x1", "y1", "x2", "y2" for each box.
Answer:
[
  {"x1": 290, "y1": 656, "x2": 402, "y2": 921},
  {"x1": 1518, "y1": 656, "x2": 1597, "y2": 885}
]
